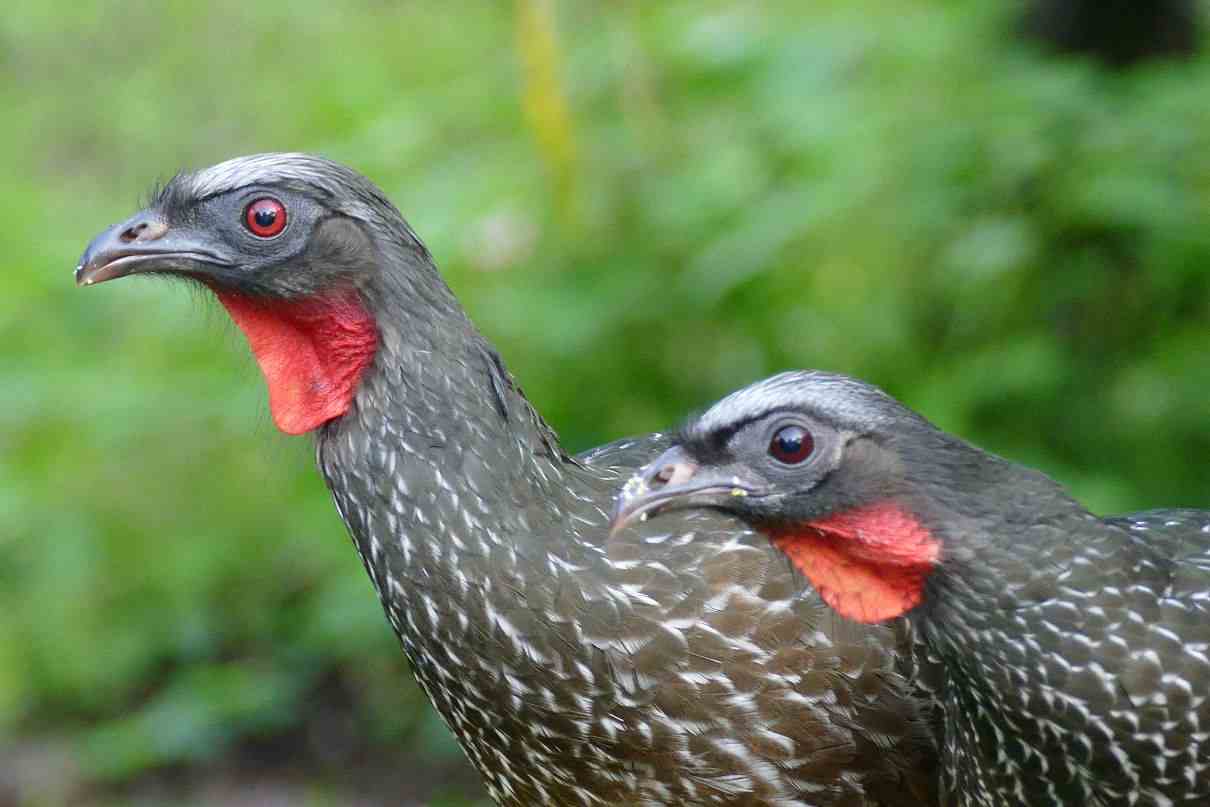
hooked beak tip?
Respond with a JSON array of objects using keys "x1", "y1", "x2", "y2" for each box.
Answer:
[
  {"x1": 608, "y1": 499, "x2": 650, "y2": 538},
  {"x1": 608, "y1": 469, "x2": 668, "y2": 536},
  {"x1": 75, "y1": 261, "x2": 107, "y2": 286},
  {"x1": 75, "y1": 255, "x2": 133, "y2": 287}
]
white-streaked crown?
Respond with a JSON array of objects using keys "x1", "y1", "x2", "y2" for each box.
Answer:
[
  {"x1": 164, "y1": 153, "x2": 422, "y2": 248},
  {"x1": 692, "y1": 370, "x2": 920, "y2": 437}
]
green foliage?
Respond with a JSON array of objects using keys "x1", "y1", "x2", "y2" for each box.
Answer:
[{"x1": 3, "y1": 0, "x2": 1208, "y2": 802}]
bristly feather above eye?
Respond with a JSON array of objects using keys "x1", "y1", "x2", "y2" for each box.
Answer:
[
  {"x1": 670, "y1": 409, "x2": 740, "y2": 464},
  {"x1": 141, "y1": 177, "x2": 167, "y2": 209},
  {"x1": 145, "y1": 172, "x2": 196, "y2": 220},
  {"x1": 670, "y1": 411, "x2": 706, "y2": 450}
]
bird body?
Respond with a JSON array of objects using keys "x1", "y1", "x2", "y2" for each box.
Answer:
[
  {"x1": 926, "y1": 507, "x2": 1210, "y2": 806},
  {"x1": 615, "y1": 370, "x2": 1210, "y2": 805},
  {"x1": 78, "y1": 155, "x2": 938, "y2": 805}
]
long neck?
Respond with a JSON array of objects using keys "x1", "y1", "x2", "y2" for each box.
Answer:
[
  {"x1": 906, "y1": 448, "x2": 1130, "y2": 801},
  {"x1": 311, "y1": 254, "x2": 618, "y2": 806},
  {"x1": 316, "y1": 257, "x2": 573, "y2": 580}
]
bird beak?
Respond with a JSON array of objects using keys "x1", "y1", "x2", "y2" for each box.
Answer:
[
  {"x1": 76, "y1": 210, "x2": 233, "y2": 286},
  {"x1": 609, "y1": 445, "x2": 762, "y2": 535}
]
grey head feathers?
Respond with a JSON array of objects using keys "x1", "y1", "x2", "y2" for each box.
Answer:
[
  {"x1": 690, "y1": 370, "x2": 934, "y2": 439},
  {"x1": 154, "y1": 152, "x2": 429, "y2": 257}
]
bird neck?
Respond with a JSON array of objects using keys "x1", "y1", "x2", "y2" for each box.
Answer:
[
  {"x1": 311, "y1": 255, "x2": 634, "y2": 801},
  {"x1": 904, "y1": 446, "x2": 1097, "y2": 653},
  {"x1": 908, "y1": 463, "x2": 1111, "y2": 800},
  {"x1": 314, "y1": 258, "x2": 574, "y2": 588}
]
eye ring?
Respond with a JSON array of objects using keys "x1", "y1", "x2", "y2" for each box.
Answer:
[
  {"x1": 244, "y1": 197, "x2": 287, "y2": 238},
  {"x1": 769, "y1": 424, "x2": 814, "y2": 465}
]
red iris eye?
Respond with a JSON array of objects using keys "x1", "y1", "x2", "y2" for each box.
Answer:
[
  {"x1": 769, "y1": 425, "x2": 814, "y2": 464},
  {"x1": 244, "y1": 198, "x2": 287, "y2": 238}
]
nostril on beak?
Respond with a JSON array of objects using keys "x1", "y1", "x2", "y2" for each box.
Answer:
[
  {"x1": 118, "y1": 219, "x2": 168, "y2": 244},
  {"x1": 646, "y1": 460, "x2": 698, "y2": 490}
]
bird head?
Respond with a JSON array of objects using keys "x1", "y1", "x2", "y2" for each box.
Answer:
[
  {"x1": 611, "y1": 370, "x2": 972, "y2": 624},
  {"x1": 77, "y1": 154, "x2": 430, "y2": 435}
]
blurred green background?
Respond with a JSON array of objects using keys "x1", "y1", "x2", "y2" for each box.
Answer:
[{"x1": 4, "y1": 0, "x2": 1209, "y2": 804}]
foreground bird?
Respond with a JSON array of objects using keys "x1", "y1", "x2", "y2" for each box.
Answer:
[
  {"x1": 77, "y1": 154, "x2": 939, "y2": 805},
  {"x1": 614, "y1": 370, "x2": 1210, "y2": 806}
]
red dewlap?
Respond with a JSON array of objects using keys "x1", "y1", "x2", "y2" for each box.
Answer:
[
  {"x1": 768, "y1": 502, "x2": 941, "y2": 624},
  {"x1": 214, "y1": 288, "x2": 378, "y2": 435}
]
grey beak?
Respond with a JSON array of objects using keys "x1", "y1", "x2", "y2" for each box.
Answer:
[
  {"x1": 609, "y1": 445, "x2": 760, "y2": 535},
  {"x1": 77, "y1": 211, "x2": 231, "y2": 286}
]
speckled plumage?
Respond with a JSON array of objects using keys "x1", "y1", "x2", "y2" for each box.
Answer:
[
  {"x1": 314, "y1": 256, "x2": 938, "y2": 807},
  {"x1": 80, "y1": 157, "x2": 941, "y2": 806},
  {"x1": 634, "y1": 371, "x2": 1210, "y2": 806},
  {"x1": 921, "y1": 507, "x2": 1210, "y2": 807}
]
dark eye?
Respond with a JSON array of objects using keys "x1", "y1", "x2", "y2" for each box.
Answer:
[
  {"x1": 769, "y1": 425, "x2": 814, "y2": 464},
  {"x1": 244, "y1": 197, "x2": 287, "y2": 238}
]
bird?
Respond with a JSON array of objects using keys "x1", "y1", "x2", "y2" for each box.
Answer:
[
  {"x1": 612, "y1": 369, "x2": 1210, "y2": 806},
  {"x1": 76, "y1": 154, "x2": 940, "y2": 806}
]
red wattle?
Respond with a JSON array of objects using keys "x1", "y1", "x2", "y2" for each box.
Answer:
[
  {"x1": 767, "y1": 502, "x2": 940, "y2": 624},
  {"x1": 213, "y1": 289, "x2": 378, "y2": 435}
]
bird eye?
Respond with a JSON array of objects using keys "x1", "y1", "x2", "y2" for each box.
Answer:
[
  {"x1": 769, "y1": 425, "x2": 814, "y2": 465},
  {"x1": 244, "y1": 198, "x2": 287, "y2": 238}
]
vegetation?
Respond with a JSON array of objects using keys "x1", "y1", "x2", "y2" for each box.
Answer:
[{"x1": 5, "y1": 0, "x2": 1208, "y2": 803}]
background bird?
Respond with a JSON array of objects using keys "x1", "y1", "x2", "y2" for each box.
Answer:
[
  {"x1": 77, "y1": 154, "x2": 940, "y2": 806},
  {"x1": 614, "y1": 369, "x2": 1210, "y2": 805}
]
